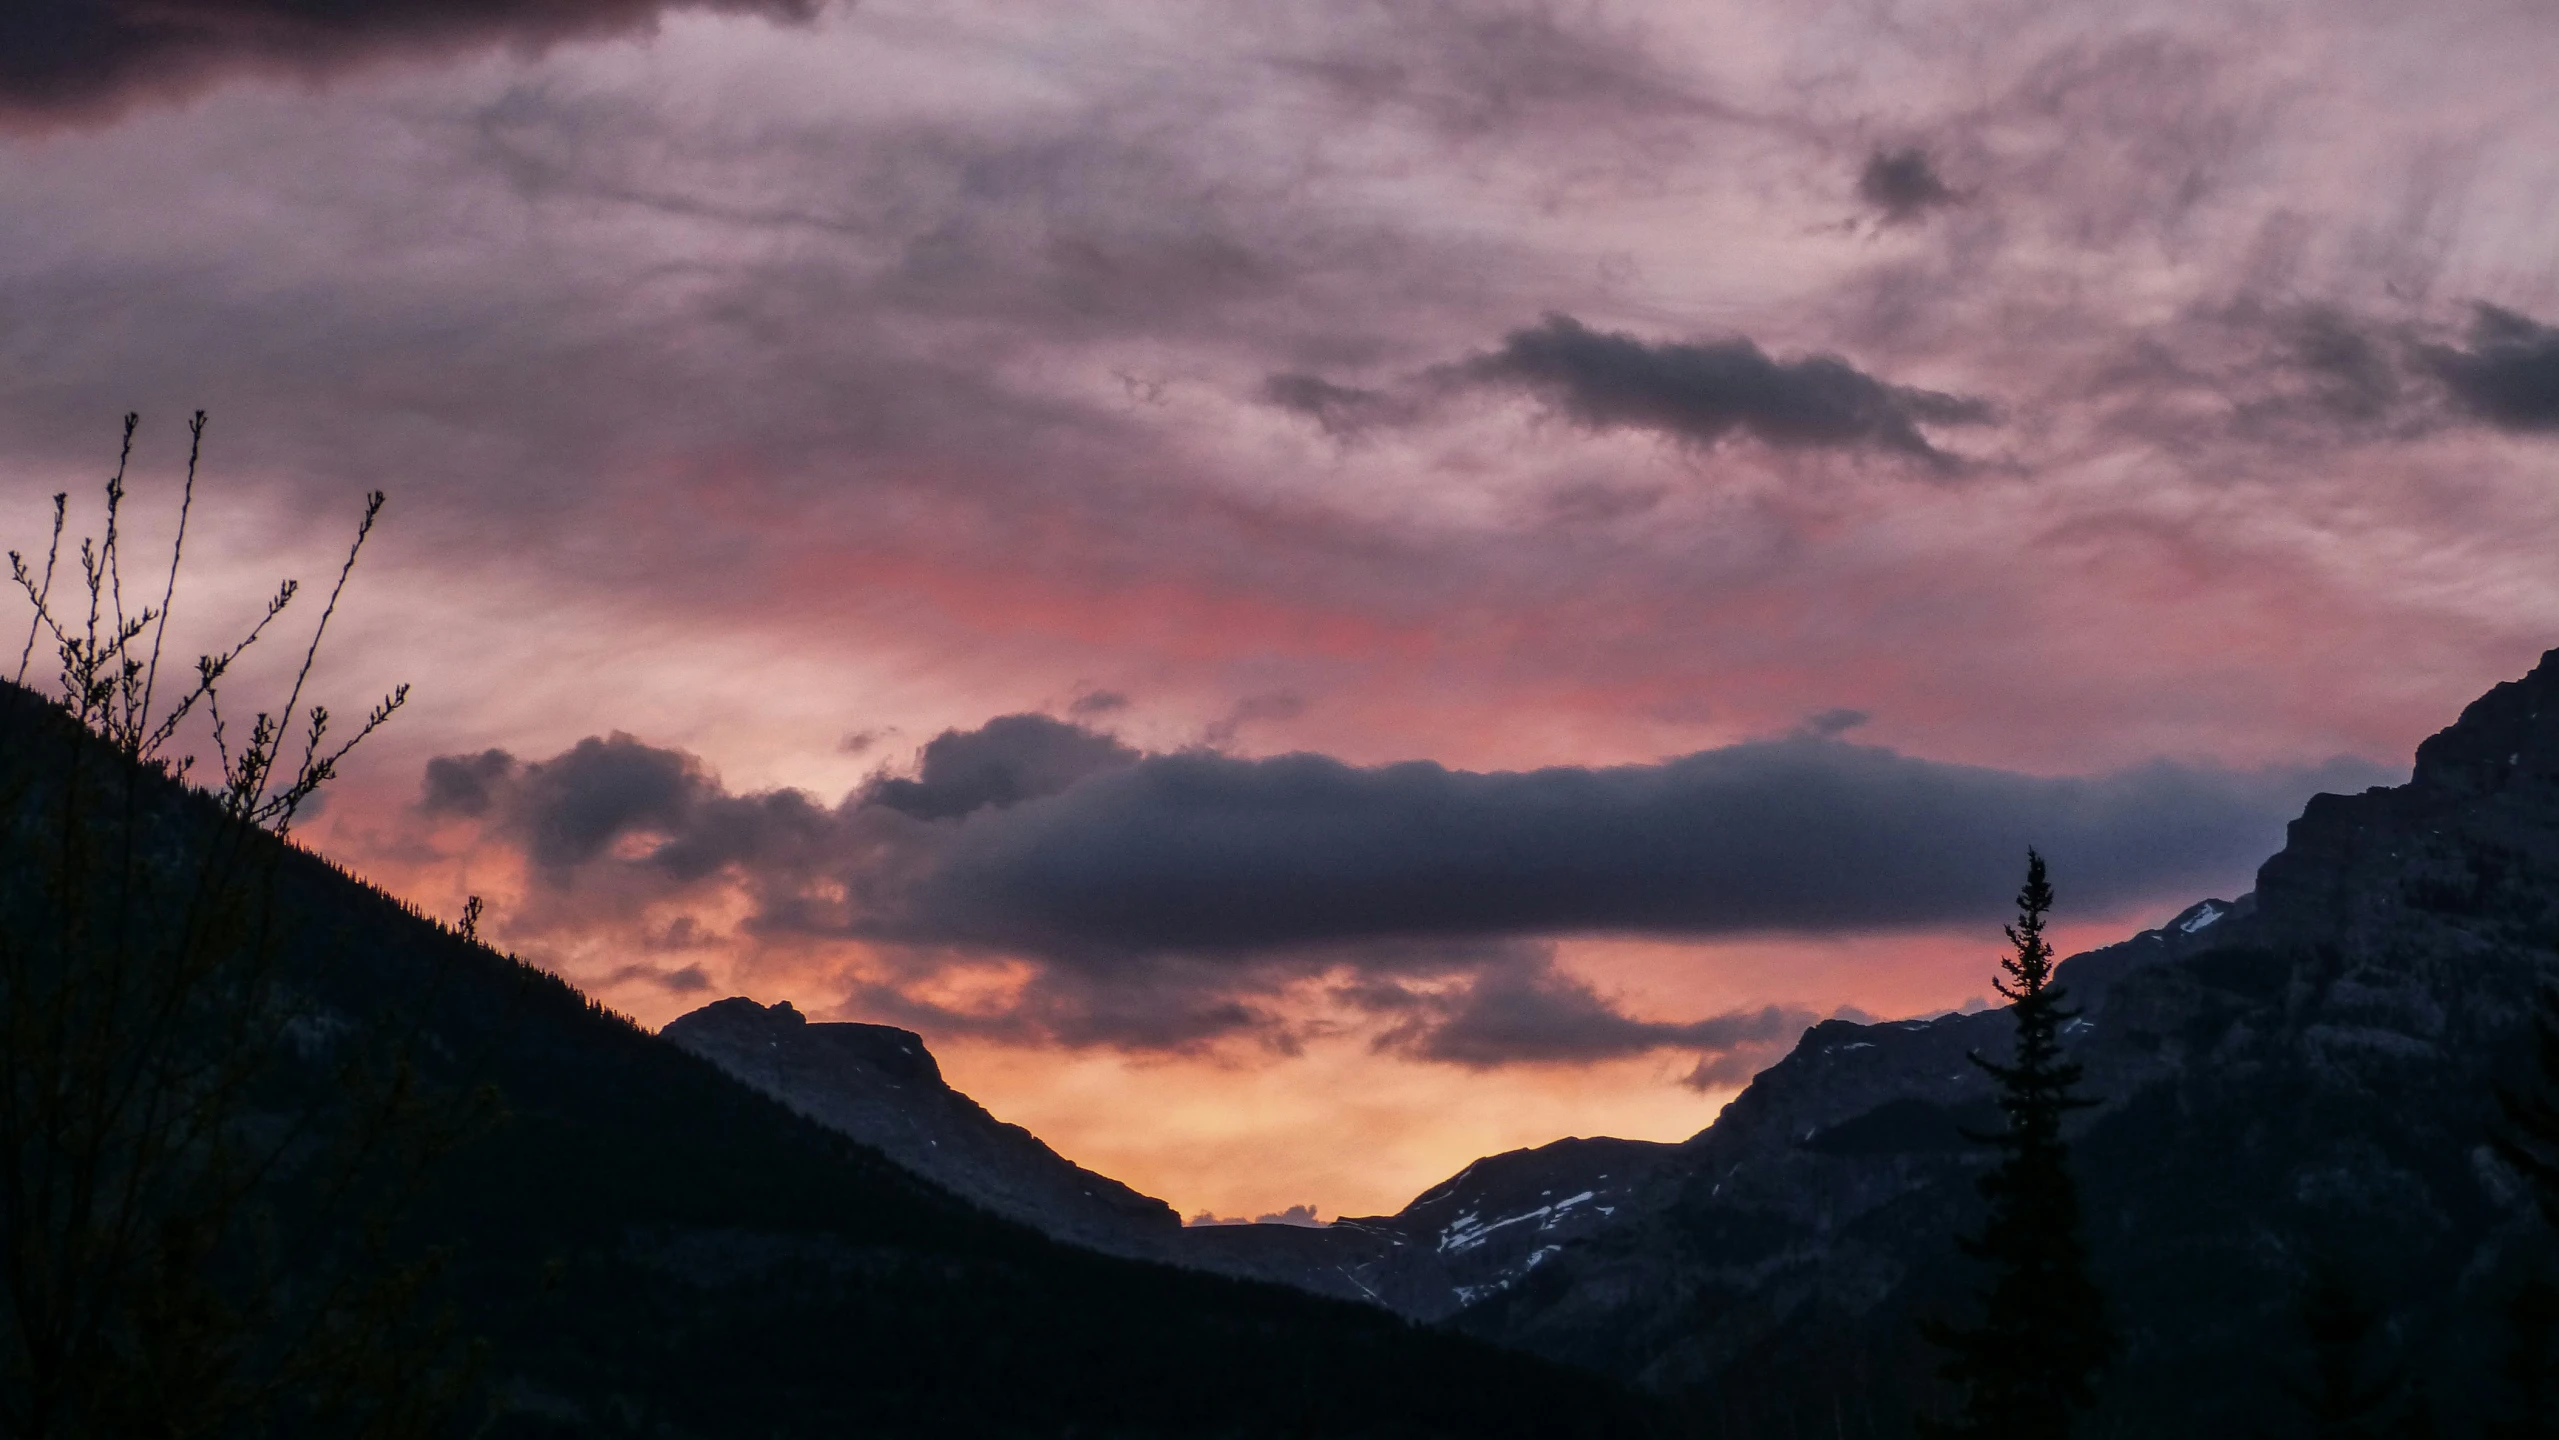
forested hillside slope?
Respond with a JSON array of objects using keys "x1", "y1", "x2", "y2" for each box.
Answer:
[{"x1": 0, "y1": 681, "x2": 1651, "y2": 1438}]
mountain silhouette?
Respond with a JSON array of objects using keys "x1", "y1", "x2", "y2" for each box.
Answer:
[
  {"x1": 0, "y1": 679, "x2": 1649, "y2": 1437},
  {"x1": 664, "y1": 648, "x2": 2559, "y2": 1434}
]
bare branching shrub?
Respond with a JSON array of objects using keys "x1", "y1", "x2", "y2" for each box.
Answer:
[
  {"x1": 0, "y1": 413, "x2": 475, "y2": 1440},
  {"x1": 10, "y1": 410, "x2": 408, "y2": 832}
]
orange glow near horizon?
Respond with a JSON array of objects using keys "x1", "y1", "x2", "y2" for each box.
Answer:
[{"x1": 312, "y1": 784, "x2": 2217, "y2": 1221}]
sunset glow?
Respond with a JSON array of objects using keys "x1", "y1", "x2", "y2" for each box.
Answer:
[{"x1": 9, "y1": 0, "x2": 2556, "y2": 1223}]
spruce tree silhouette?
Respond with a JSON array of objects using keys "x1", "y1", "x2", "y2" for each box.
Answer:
[
  {"x1": 2271, "y1": 1256, "x2": 2406, "y2": 1440},
  {"x1": 1922, "y1": 850, "x2": 2114, "y2": 1440}
]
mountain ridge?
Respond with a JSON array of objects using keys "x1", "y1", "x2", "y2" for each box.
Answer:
[
  {"x1": 662, "y1": 988, "x2": 1684, "y2": 1317},
  {"x1": 0, "y1": 678, "x2": 1655, "y2": 1438},
  {"x1": 659, "y1": 894, "x2": 2250, "y2": 1324},
  {"x1": 658, "y1": 646, "x2": 2559, "y2": 1433},
  {"x1": 1449, "y1": 646, "x2": 2559, "y2": 1431}
]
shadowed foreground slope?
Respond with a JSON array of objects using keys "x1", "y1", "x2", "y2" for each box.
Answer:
[{"x1": 0, "y1": 681, "x2": 1653, "y2": 1438}]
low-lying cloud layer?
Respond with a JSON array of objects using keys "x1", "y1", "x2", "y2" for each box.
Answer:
[
  {"x1": 422, "y1": 712, "x2": 2382, "y2": 1061},
  {"x1": 1350, "y1": 959, "x2": 1816, "y2": 1088}
]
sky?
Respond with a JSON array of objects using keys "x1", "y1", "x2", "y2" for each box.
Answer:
[{"x1": 5, "y1": 0, "x2": 2558, "y2": 1220}]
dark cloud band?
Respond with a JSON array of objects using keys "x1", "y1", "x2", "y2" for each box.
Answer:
[
  {"x1": 1461, "y1": 315, "x2": 1995, "y2": 462},
  {"x1": 1261, "y1": 313, "x2": 1998, "y2": 461},
  {"x1": 1, "y1": 0, "x2": 812, "y2": 122},
  {"x1": 884, "y1": 733, "x2": 2374, "y2": 958},
  {"x1": 424, "y1": 712, "x2": 2382, "y2": 1056},
  {"x1": 2425, "y1": 305, "x2": 2559, "y2": 432},
  {"x1": 434, "y1": 713, "x2": 2380, "y2": 954}
]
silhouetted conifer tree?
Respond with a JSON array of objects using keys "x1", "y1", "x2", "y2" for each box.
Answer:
[
  {"x1": 1922, "y1": 850, "x2": 2114, "y2": 1440},
  {"x1": 2269, "y1": 1255, "x2": 2406, "y2": 1440}
]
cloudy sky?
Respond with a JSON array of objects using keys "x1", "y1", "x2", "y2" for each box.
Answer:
[{"x1": 6, "y1": 0, "x2": 2556, "y2": 1219}]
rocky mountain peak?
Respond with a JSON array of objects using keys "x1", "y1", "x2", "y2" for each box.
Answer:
[
  {"x1": 2410, "y1": 645, "x2": 2559, "y2": 801},
  {"x1": 668, "y1": 997, "x2": 941, "y2": 1085},
  {"x1": 1438, "y1": 650, "x2": 2559, "y2": 1429},
  {"x1": 2250, "y1": 647, "x2": 2559, "y2": 959},
  {"x1": 664, "y1": 996, "x2": 1180, "y2": 1252}
]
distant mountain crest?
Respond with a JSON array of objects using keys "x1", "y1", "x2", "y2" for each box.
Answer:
[
  {"x1": 662, "y1": 994, "x2": 1686, "y2": 1316},
  {"x1": 663, "y1": 996, "x2": 1181, "y2": 1254}
]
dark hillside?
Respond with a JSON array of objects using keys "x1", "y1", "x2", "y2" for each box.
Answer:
[{"x1": 0, "y1": 681, "x2": 1654, "y2": 1438}]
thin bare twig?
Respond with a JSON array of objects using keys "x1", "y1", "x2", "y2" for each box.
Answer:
[
  {"x1": 12, "y1": 493, "x2": 66, "y2": 686},
  {"x1": 268, "y1": 491, "x2": 384, "y2": 816},
  {"x1": 136, "y1": 413, "x2": 206, "y2": 749},
  {"x1": 10, "y1": 415, "x2": 403, "y2": 834}
]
